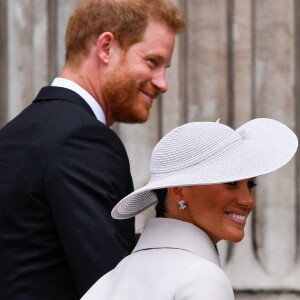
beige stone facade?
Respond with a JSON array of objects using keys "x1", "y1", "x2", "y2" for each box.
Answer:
[{"x1": 1, "y1": 1, "x2": 299, "y2": 298}]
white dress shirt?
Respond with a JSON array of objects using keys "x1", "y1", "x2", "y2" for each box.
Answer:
[
  {"x1": 81, "y1": 218, "x2": 235, "y2": 300},
  {"x1": 51, "y1": 77, "x2": 106, "y2": 124}
]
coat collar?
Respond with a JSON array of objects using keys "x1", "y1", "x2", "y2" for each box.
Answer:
[
  {"x1": 33, "y1": 86, "x2": 96, "y2": 119},
  {"x1": 51, "y1": 78, "x2": 106, "y2": 124},
  {"x1": 133, "y1": 218, "x2": 220, "y2": 267}
]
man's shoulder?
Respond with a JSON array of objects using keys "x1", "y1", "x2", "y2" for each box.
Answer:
[{"x1": 0, "y1": 86, "x2": 119, "y2": 148}]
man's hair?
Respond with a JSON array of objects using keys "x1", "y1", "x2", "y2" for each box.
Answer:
[{"x1": 65, "y1": 0, "x2": 185, "y2": 64}]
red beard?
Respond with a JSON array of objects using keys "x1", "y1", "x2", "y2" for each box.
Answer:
[{"x1": 102, "y1": 61, "x2": 159, "y2": 124}]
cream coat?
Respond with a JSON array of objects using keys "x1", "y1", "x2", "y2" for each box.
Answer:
[{"x1": 81, "y1": 218, "x2": 235, "y2": 299}]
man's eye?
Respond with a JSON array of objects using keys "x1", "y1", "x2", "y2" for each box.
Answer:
[
  {"x1": 148, "y1": 58, "x2": 158, "y2": 66},
  {"x1": 248, "y1": 181, "x2": 257, "y2": 189}
]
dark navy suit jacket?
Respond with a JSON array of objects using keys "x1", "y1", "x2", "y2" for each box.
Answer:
[{"x1": 0, "y1": 87, "x2": 135, "y2": 299}]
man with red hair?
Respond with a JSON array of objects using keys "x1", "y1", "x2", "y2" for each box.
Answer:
[{"x1": 0, "y1": 0, "x2": 185, "y2": 299}]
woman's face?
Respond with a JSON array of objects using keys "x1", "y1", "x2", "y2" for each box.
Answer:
[{"x1": 178, "y1": 179, "x2": 256, "y2": 244}]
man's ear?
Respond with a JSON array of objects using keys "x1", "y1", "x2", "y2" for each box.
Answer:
[{"x1": 96, "y1": 32, "x2": 117, "y2": 64}]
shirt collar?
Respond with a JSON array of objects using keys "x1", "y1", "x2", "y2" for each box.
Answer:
[
  {"x1": 51, "y1": 77, "x2": 106, "y2": 124},
  {"x1": 133, "y1": 218, "x2": 220, "y2": 267}
]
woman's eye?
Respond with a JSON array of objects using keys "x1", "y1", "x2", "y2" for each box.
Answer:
[
  {"x1": 248, "y1": 181, "x2": 257, "y2": 189},
  {"x1": 226, "y1": 181, "x2": 238, "y2": 187}
]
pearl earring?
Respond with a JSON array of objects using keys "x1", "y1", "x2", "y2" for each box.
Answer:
[{"x1": 178, "y1": 200, "x2": 187, "y2": 210}]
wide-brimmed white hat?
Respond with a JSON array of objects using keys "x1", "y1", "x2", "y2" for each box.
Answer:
[{"x1": 112, "y1": 118, "x2": 298, "y2": 219}]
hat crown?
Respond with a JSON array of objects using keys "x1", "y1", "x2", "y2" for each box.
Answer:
[{"x1": 150, "y1": 122, "x2": 241, "y2": 174}]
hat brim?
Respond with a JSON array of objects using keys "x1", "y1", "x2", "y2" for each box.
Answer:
[{"x1": 112, "y1": 118, "x2": 298, "y2": 219}]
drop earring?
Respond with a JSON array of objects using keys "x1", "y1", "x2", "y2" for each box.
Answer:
[{"x1": 178, "y1": 200, "x2": 187, "y2": 210}]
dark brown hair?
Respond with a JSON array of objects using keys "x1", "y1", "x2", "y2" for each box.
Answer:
[{"x1": 153, "y1": 188, "x2": 168, "y2": 217}]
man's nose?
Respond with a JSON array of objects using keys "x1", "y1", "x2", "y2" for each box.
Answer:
[{"x1": 152, "y1": 69, "x2": 168, "y2": 93}]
